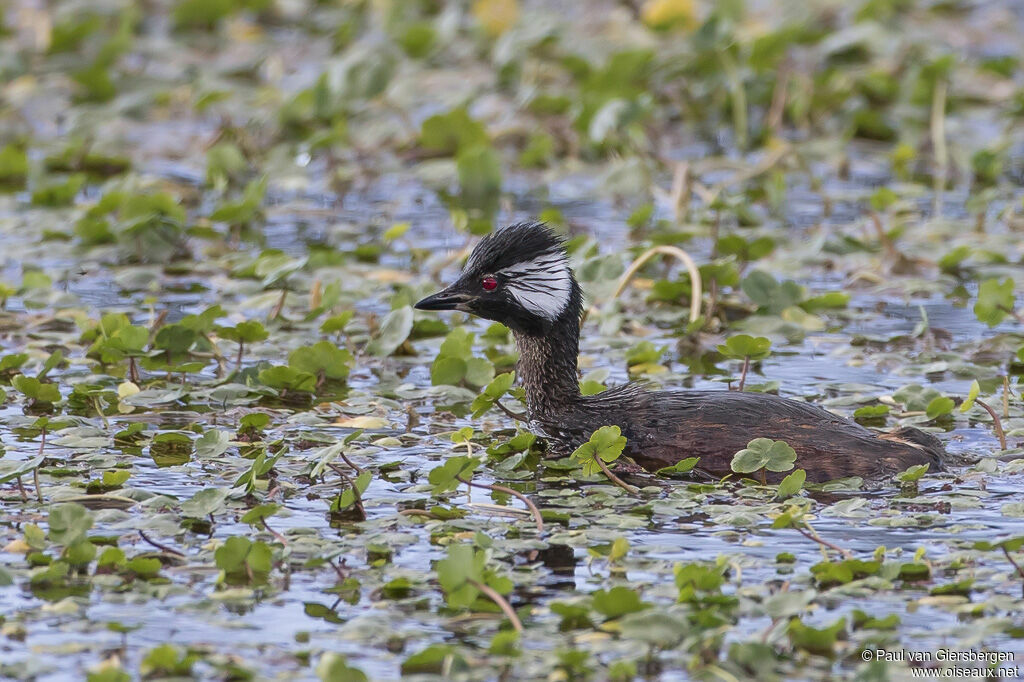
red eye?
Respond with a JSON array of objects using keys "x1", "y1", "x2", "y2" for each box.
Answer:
[{"x1": 481, "y1": 276, "x2": 498, "y2": 291}]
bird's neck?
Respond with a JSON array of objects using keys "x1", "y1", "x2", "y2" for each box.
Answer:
[{"x1": 513, "y1": 316, "x2": 581, "y2": 417}]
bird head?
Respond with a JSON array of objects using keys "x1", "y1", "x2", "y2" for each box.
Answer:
[{"x1": 415, "y1": 221, "x2": 582, "y2": 336}]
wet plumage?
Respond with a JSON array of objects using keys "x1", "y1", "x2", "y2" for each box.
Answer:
[{"x1": 416, "y1": 222, "x2": 945, "y2": 483}]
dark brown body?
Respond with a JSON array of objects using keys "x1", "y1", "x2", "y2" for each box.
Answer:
[
  {"x1": 533, "y1": 385, "x2": 944, "y2": 483},
  {"x1": 514, "y1": 326, "x2": 944, "y2": 484}
]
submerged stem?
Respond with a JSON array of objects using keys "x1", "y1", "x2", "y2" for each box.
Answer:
[
  {"x1": 974, "y1": 399, "x2": 1007, "y2": 451},
  {"x1": 794, "y1": 521, "x2": 851, "y2": 560},
  {"x1": 457, "y1": 476, "x2": 544, "y2": 535},
  {"x1": 737, "y1": 356, "x2": 751, "y2": 392},
  {"x1": 469, "y1": 579, "x2": 523, "y2": 633},
  {"x1": 594, "y1": 457, "x2": 640, "y2": 495}
]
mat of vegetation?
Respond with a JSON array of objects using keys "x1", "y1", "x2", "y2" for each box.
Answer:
[{"x1": 1, "y1": 0, "x2": 1024, "y2": 679}]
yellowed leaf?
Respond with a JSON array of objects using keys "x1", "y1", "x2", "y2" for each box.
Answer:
[
  {"x1": 3, "y1": 539, "x2": 31, "y2": 554},
  {"x1": 117, "y1": 381, "x2": 140, "y2": 398},
  {"x1": 642, "y1": 0, "x2": 697, "y2": 32},
  {"x1": 367, "y1": 269, "x2": 412, "y2": 284},
  {"x1": 472, "y1": 0, "x2": 519, "y2": 37}
]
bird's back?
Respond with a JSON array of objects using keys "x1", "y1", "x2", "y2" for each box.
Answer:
[{"x1": 537, "y1": 387, "x2": 944, "y2": 482}]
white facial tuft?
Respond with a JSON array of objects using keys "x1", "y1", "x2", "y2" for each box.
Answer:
[{"x1": 498, "y1": 250, "x2": 572, "y2": 321}]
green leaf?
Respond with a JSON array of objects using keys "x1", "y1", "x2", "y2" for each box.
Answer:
[
  {"x1": 730, "y1": 438, "x2": 797, "y2": 474},
  {"x1": 366, "y1": 306, "x2": 414, "y2": 357},
  {"x1": 218, "y1": 320, "x2": 269, "y2": 344},
  {"x1": 333, "y1": 471, "x2": 372, "y2": 511},
  {"x1": 140, "y1": 644, "x2": 195, "y2": 677},
  {"x1": 471, "y1": 371, "x2": 515, "y2": 417},
  {"x1": 126, "y1": 557, "x2": 162, "y2": 578},
  {"x1": 428, "y1": 456, "x2": 481, "y2": 494},
  {"x1": 401, "y1": 645, "x2": 468, "y2": 675},
  {"x1": 320, "y1": 311, "x2": 353, "y2": 335},
  {"x1": 181, "y1": 487, "x2": 229, "y2": 517},
  {"x1": 571, "y1": 425, "x2": 627, "y2": 476},
  {"x1": 0, "y1": 455, "x2": 46, "y2": 484},
  {"x1": 32, "y1": 173, "x2": 86, "y2": 207},
  {"x1": 63, "y1": 539, "x2": 97, "y2": 567},
  {"x1": 896, "y1": 463, "x2": 929, "y2": 483},
  {"x1": 214, "y1": 536, "x2": 272, "y2": 584},
  {"x1": 592, "y1": 586, "x2": 649, "y2": 619},
  {"x1": 960, "y1": 380, "x2": 980, "y2": 413},
  {"x1": 48, "y1": 503, "x2": 94, "y2": 546},
  {"x1": 288, "y1": 341, "x2": 353, "y2": 383},
  {"x1": 853, "y1": 404, "x2": 889, "y2": 419},
  {"x1": 257, "y1": 366, "x2": 317, "y2": 393},
  {"x1": 925, "y1": 396, "x2": 954, "y2": 419},
  {"x1": 13, "y1": 375, "x2": 61, "y2": 403},
  {"x1": 196, "y1": 429, "x2": 231, "y2": 458},
  {"x1": 101, "y1": 470, "x2": 130, "y2": 488},
  {"x1": 741, "y1": 271, "x2": 804, "y2": 313},
  {"x1": 457, "y1": 145, "x2": 502, "y2": 225},
  {"x1": 869, "y1": 186, "x2": 897, "y2": 212},
  {"x1": 892, "y1": 384, "x2": 942, "y2": 412},
  {"x1": 974, "y1": 277, "x2": 1015, "y2": 327},
  {"x1": 431, "y1": 356, "x2": 467, "y2": 386},
  {"x1": 655, "y1": 457, "x2": 700, "y2": 478},
  {"x1": 97, "y1": 547, "x2": 126, "y2": 568},
  {"x1": 787, "y1": 617, "x2": 845, "y2": 656},
  {"x1": 436, "y1": 544, "x2": 484, "y2": 608},
  {"x1": 775, "y1": 469, "x2": 806, "y2": 499},
  {"x1": 717, "y1": 334, "x2": 772, "y2": 360},
  {"x1": 241, "y1": 503, "x2": 280, "y2": 526},
  {"x1": 464, "y1": 357, "x2": 495, "y2": 388},
  {"x1": 316, "y1": 653, "x2": 368, "y2": 682},
  {"x1": 0, "y1": 144, "x2": 29, "y2": 186},
  {"x1": 419, "y1": 107, "x2": 488, "y2": 156},
  {"x1": 239, "y1": 413, "x2": 270, "y2": 432},
  {"x1": 810, "y1": 559, "x2": 880, "y2": 587}
]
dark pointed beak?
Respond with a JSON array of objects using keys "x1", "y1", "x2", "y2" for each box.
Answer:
[{"x1": 414, "y1": 286, "x2": 470, "y2": 311}]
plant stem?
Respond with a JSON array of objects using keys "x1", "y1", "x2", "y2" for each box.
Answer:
[
  {"x1": 236, "y1": 341, "x2": 244, "y2": 371},
  {"x1": 398, "y1": 508, "x2": 442, "y2": 520},
  {"x1": 493, "y1": 400, "x2": 527, "y2": 422},
  {"x1": 591, "y1": 245, "x2": 702, "y2": 325},
  {"x1": 458, "y1": 476, "x2": 544, "y2": 535},
  {"x1": 720, "y1": 51, "x2": 748, "y2": 151},
  {"x1": 868, "y1": 211, "x2": 898, "y2": 260},
  {"x1": 93, "y1": 396, "x2": 109, "y2": 429},
  {"x1": 328, "y1": 462, "x2": 367, "y2": 520},
  {"x1": 337, "y1": 449, "x2": 365, "y2": 474},
  {"x1": 138, "y1": 529, "x2": 185, "y2": 557},
  {"x1": 34, "y1": 428, "x2": 46, "y2": 504},
  {"x1": 737, "y1": 356, "x2": 751, "y2": 392},
  {"x1": 594, "y1": 457, "x2": 640, "y2": 495},
  {"x1": 261, "y1": 518, "x2": 288, "y2": 546},
  {"x1": 794, "y1": 522, "x2": 851, "y2": 560},
  {"x1": 1003, "y1": 376, "x2": 1011, "y2": 419},
  {"x1": 998, "y1": 305, "x2": 1024, "y2": 326},
  {"x1": 469, "y1": 579, "x2": 523, "y2": 633},
  {"x1": 1001, "y1": 546, "x2": 1024, "y2": 598},
  {"x1": 930, "y1": 79, "x2": 947, "y2": 216},
  {"x1": 670, "y1": 161, "x2": 690, "y2": 222},
  {"x1": 269, "y1": 289, "x2": 287, "y2": 321},
  {"x1": 974, "y1": 399, "x2": 1007, "y2": 450},
  {"x1": 128, "y1": 356, "x2": 139, "y2": 384},
  {"x1": 328, "y1": 557, "x2": 350, "y2": 581},
  {"x1": 766, "y1": 62, "x2": 790, "y2": 133}
]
